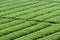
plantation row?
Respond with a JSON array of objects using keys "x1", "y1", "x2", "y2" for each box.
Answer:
[
  {"x1": 0, "y1": 1, "x2": 49, "y2": 16},
  {"x1": 37, "y1": 31, "x2": 60, "y2": 40},
  {"x1": 1, "y1": 5, "x2": 60, "y2": 23},
  {"x1": 0, "y1": 0, "x2": 31, "y2": 7},
  {"x1": 14, "y1": 24, "x2": 60, "y2": 40},
  {"x1": 0, "y1": 20, "x2": 26, "y2": 30},
  {"x1": 3, "y1": 2, "x2": 59, "y2": 17},
  {"x1": 0, "y1": 1, "x2": 39, "y2": 11},
  {"x1": 0, "y1": 18, "x2": 13, "y2": 24},
  {"x1": 0, "y1": 22, "x2": 51, "y2": 39},
  {"x1": 0, "y1": 0, "x2": 30, "y2": 5},
  {"x1": 0, "y1": 2, "x2": 58, "y2": 19},
  {"x1": 0, "y1": 21, "x2": 60, "y2": 40},
  {"x1": 46, "y1": 15, "x2": 60, "y2": 23},
  {"x1": 31, "y1": 10, "x2": 60, "y2": 22}
]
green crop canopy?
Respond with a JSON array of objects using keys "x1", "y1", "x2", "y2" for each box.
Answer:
[{"x1": 0, "y1": 0, "x2": 60, "y2": 40}]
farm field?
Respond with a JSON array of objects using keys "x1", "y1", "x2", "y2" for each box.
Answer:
[{"x1": 0, "y1": 0, "x2": 60, "y2": 40}]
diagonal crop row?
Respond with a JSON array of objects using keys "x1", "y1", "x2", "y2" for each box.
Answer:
[
  {"x1": 37, "y1": 31, "x2": 60, "y2": 40},
  {"x1": 0, "y1": 21, "x2": 38, "y2": 36},
  {"x1": 0, "y1": 0, "x2": 31, "y2": 7},
  {"x1": 4, "y1": 2, "x2": 59, "y2": 18},
  {"x1": 46, "y1": 15, "x2": 60, "y2": 23},
  {"x1": 0, "y1": 18, "x2": 13, "y2": 24},
  {"x1": 0, "y1": 22, "x2": 51, "y2": 40},
  {"x1": 14, "y1": 24, "x2": 60, "y2": 40},
  {"x1": 31, "y1": 10, "x2": 60, "y2": 21},
  {"x1": 0, "y1": 1, "x2": 39, "y2": 12},
  {"x1": 0, "y1": 1, "x2": 49, "y2": 16},
  {"x1": 0, "y1": 20, "x2": 26, "y2": 30}
]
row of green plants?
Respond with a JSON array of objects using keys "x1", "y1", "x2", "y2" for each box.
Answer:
[
  {"x1": 46, "y1": 15, "x2": 60, "y2": 23},
  {"x1": 0, "y1": 19, "x2": 13, "y2": 24},
  {"x1": 14, "y1": 24, "x2": 60, "y2": 40},
  {"x1": 0, "y1": 1, "x2": 38, "y2": 12},
  {"x1": 2, "y1": 2, "x2": 59, "y2": 18},
  {"x1": 4, "y1": 2, "x2": 49, "y2": 17},
  {"x1": 0, "y1": 22, "x2": 50, "y2": 40},
  {"x1": 0, "y1": 21, "x2": 38, "y2": 36},
  {"x1": 0, "y1": 1, "x2": 48, "y2": 16},
  {"x1": 0, "y1": 20, "x2": 25, "y2": 30},
  {"x1": 32, "y1": 10, "x2": 60, "y2": 21},
  {"x1": 37, "y1": 31, "x2": 60, "y2": 40}
]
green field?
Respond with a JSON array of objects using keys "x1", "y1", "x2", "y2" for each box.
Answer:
[{"x1": 0, "y1": 0, "x2": 60, "y2": 40}]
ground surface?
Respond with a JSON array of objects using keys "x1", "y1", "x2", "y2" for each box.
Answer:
[{"x1": 0, "y1": 0, "x2": 60, "y2": 40}]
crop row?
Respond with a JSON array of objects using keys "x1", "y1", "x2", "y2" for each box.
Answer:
[
  {"x1": 0, "y1": 22, "x2": 51, "y2": 40},
  {"x1": 18, "y1": 4, "x2": 60, "y2": 20},
  {"x1": 0, "y1": 0, "x2": 30, "y2": 5},
  {"x1": 2, "y1": 2, "x2": 59, "y2": 17},
  {"x1": 0, "y1": 1, "x2": 38, "y2": 11},
  {"x1": 46, "y1": 15, "x2": 60, "y2": 23},
  {"x1": 4, "y1": 4, "x2": 60, "y2": 20},
  {"x1": 0, "y1": 0, "x2": 31, "y2": 7},
  {"x1": 14, "y1": 24, "x2": 60, "y2": 40},
  {"x1": 37, "y1": 31, "x2": 60, "y2": 40},
  {"x1": 0, "y1": 21, "x2": 38, "y2": 36},
  {"x1": 0, "y1": 20, "x2": 26, "y2": 30},
  {"x1": 32, "y1": 10, "x2": 60, "y2": 21},
  {"x1": 0, "y1": 1, "x2": 49, "y2": 16},
  {"x1": 0, "y1": 19, "x2": 13, "y2": 24}
]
